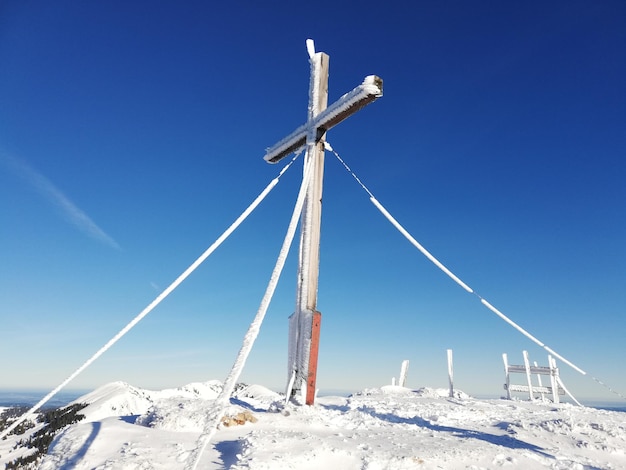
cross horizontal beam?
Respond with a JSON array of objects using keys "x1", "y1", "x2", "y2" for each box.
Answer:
[{"x1": 264, "y1": 75, "x2": 383, "y2": 164}]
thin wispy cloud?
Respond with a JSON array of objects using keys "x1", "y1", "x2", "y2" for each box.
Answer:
[{"x1": 1, "y1": 152, "x2": 121, "y2": 250}]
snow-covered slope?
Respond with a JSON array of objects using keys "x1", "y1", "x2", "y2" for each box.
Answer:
[
  {"x1": 72, "y1": 380, "x2": 224, "y2": 424},
  {"x1": 27, "y1": 381, "x2": 626, "y2": 469}
]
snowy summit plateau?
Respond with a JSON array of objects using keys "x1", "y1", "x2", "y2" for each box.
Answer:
[{"x1": 2, "y1": 380, "x2": 625, "y2": 469}]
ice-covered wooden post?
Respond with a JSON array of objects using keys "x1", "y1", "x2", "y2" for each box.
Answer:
[
  {"x1": 447, "y1": 349, "x2": 454, "y2": 398},
  {"x1": 399, "y1": 360, "x2": 409, "y2": 387},
  {"x1": 522, "y1": 350, "x2": 534, "y2": 401},
  {"x1": 264, "y1": 40, "x2": 382, "y2": 405}
]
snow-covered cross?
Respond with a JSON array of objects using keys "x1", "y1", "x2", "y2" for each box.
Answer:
[{"x1": 264, "y1": 40, "x2": 382, "y2": 405}]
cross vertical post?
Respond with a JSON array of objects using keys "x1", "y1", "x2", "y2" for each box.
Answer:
[
  {"x1": 264, "y1": 40, "x2": 382, "y2": 405},
  {"x1": 292, "y1": 49, "x2": 328, "y2": 405},
  {"x1": 300, "y1": 51, "x2": 328, "y2": 319}
]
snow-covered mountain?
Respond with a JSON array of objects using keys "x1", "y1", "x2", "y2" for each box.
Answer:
[{"x1": 2, "y1": 381, "x2": 625, "y2": 469}]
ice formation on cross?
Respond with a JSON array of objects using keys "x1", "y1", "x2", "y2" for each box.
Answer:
[{"x1": 262, "y1": 39, "x2": 383, "y2": 405}]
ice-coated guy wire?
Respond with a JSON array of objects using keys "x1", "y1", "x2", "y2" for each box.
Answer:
[
  {"x1": 328, "y1": 141, "x2": 626, "y2": 401},
  {"x1": 326, "y1": 141, "x2": 587, "y2": 373},
  {"x1": 0, "y1": 152, "x2": 301, "y2": 441},
  {"x1": 185, "y1": 150, "x2": 316, "y2": 470}
]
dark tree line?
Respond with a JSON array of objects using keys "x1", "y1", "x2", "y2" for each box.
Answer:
[{"x1": 1, "y1": 403, "x2": 87, "y2": 470}]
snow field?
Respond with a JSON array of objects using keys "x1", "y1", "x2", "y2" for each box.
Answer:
[{"x1": 9, "y1": 381, "x2": 623, "y2": 469}]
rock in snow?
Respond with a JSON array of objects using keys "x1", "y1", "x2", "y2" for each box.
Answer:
[{"x1": 9, "y1": 381, "x2": 626, "y2": 469}]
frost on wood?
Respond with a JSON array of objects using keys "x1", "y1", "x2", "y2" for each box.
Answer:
[
  {"x1": 264, "y1": 75, "x2": 383, "y2": 164},
  {"x1": 287, "y1": 309, "x2": 314, "y2": 401},
  {"x1": 314, "y1": 75, "x2": 382, "y2": 133}
]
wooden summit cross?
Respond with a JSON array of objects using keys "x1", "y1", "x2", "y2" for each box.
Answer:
[{"x1": 264, "y1": 40, "x2": 383, "y2": 405}]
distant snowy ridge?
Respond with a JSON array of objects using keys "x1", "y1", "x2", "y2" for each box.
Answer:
[
  {"x1": 2, "y1": 380, "x2": 624, "y2": 469},
  {"x1": 71, "y1": 380, "x2": 224, "y2": 421}
]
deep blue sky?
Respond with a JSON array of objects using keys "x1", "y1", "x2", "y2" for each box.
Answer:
[{"x1": 1, "y1": 1, "x2": 625, "y2": 401}]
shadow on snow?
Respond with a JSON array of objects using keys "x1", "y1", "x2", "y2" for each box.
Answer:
[
  {"x1": 213, "y1": 439, "x2": 245, "y2": 469},
  {"x1": 363, "y1": 407, "x2": 556, "y2": 459},
  {"x1": 52, "y1": 421, "x2": 101, "y2": 470}
]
